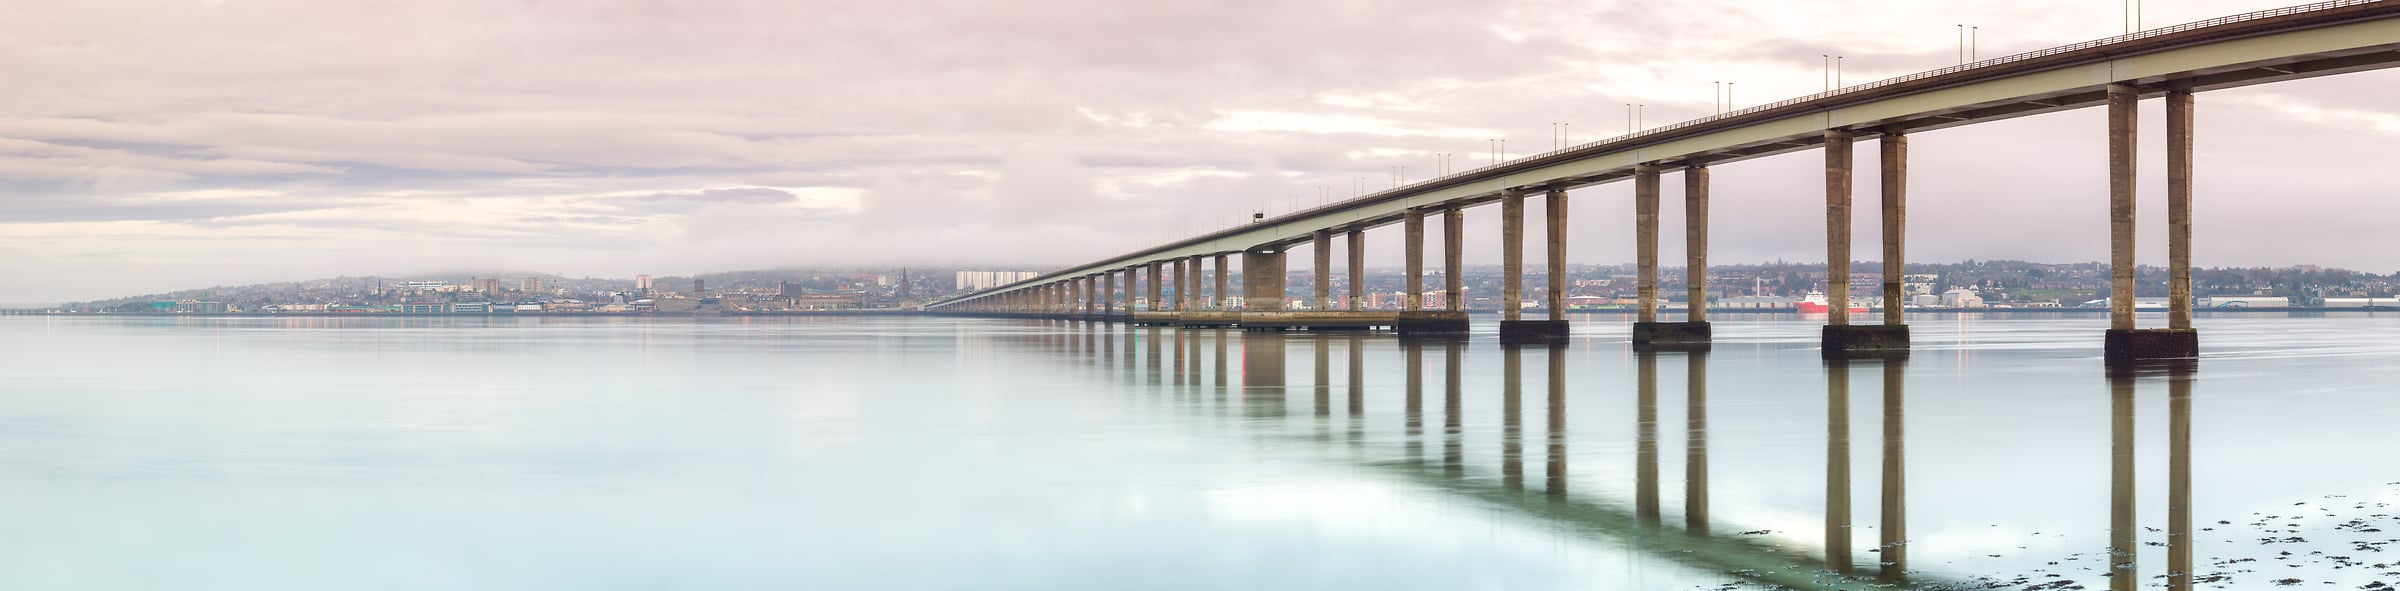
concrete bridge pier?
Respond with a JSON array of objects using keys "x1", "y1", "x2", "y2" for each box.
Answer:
[
  {"x1": 1067, "y1": 277, "x2": 1082, "y2": 318},
  {"x1": 1045, "y1": 284, "x2": 1060, "y2": 318},
  {"x1": 1102, "y1": 272, "x2": 1120, "y2": 322},
  {"x1": 1638, "y1": 164, "x2": 1714, "y2": 347},
  {"x1": 1874, "y1": 130, "x2": 1912, "y2": 345},
  {"x1": 1399, "y1": 206, "x2": 1468, "y2": 336},
  {"x1": 1181, "y1": 253, "x2": 1240, "y2": 327},
  {"x1": 1347, "y1": 228, "x2": 1365, "y2": 312},
  {"x1": 1170, "y1": 259, "x2": 1187, "y2": 313},
  {"x1": 1313, "y1": 230, "x2": 1334, "y2": 310},
  {"x1": 1147, "y1": 261, "x2": 1163, "y2": 312},
  {"x1": 1821, "y1": 129, "x2": 1909, "y2": 358},
  {"x1": 2106, "y1": 83, "x2": 2200, "y2": 362},
  {"x1": 1213, "y1": 254, "x2": 1230, "y2": 309},
  {"x1": 1187, "y1": 254, "x2": 1206, "y2": 310},
  {"x1": 1131, "y1": 263, "x2": 1175, "y2": 326},
  {"x1": 1404, "y1": 209, "x2": 1425, "y2": 312},
  {"x1": 1509, "y1": 189, "x2": 1572, "y2": 343},
  {"x1": 1500, "y1": 190, "x2": 1567, "y2": 343},
  {"x1": 1242, "y1": 248, "x2": 1287, "y2": 315}
]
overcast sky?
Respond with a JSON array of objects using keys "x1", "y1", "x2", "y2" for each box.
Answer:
[{"x1": 5, "y1": 0, "x2": 2398, "y2": 303}]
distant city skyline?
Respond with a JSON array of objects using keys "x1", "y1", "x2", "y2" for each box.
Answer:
[
  {"x1": 30, "y1": 259, "x2": 2397, "y2": 312},
  {"x1": 8, "y1": 0, "x2": 2400, "y2": 303}
]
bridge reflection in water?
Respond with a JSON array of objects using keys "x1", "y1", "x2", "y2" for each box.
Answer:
[{"x1": 1027, "y1": 320, "x2": 2200, "y2": 590}]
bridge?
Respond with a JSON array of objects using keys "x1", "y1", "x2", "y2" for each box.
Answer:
[{"x1": 927, "y1": 0, "x2": 2400, "y2": 362}]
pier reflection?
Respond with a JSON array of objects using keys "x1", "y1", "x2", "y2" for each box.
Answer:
[
  {"x1": 1685, "y1": 350, "x2": 1708, "y2": 533},
  {"x1": 1504, "y1": 344, "x2": 1523, "y2": 491},
  {"x1": 1817, "y1": 357, "x2": 1909, "y2": 580},
  {"x1": 1242, "y1": 330, "x2": 1285, "y2": 418},
  {"x1": 2108, "y1": 362, "x2": 2198, "y2": 591},
  {"x1": 1014, "y1": 324, "x2": 2212, "y2": 591}
]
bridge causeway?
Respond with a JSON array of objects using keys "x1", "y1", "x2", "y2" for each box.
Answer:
[{"x1": 930, "y1": 0, "x2": 2400, "y2": 363}]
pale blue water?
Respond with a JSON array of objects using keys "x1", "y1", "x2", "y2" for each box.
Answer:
[{"x1": 4, "y1": 314, "x2": 2399, "y2": 589}]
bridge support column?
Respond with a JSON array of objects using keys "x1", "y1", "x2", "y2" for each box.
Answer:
[
  {"x1": 1147, "y1": 262, "x2": 1163, "y2": 312},
  {"x1": 1313, "y1": 230, "x2": 1334, "y2": 310},
  {"x1": 1505, "y1": 189, "x2": 1570, "y2": 342},
  {"x1": 1188, "y1": 255, "x2": 1206, "y2": 311},
  {"x1": 1501, "y1": 190, "x2": 1524, "y2": 321},
  {"x1": 1820, "y1": 129, "x2": 1906, "y2": 357},
  {"x1": 1103, "y1": 273, "x2": 1117, "y2": 319},
  {"x1": 1444, "y1": 205, "x2": 1463, "y2": 312},
  {"x1": 1243, "y1": 249, "x2": 1287, "y2": 313},
  {"x1": 2105, "y1": 83, "x2": 2199, "y2": 362},
  {"x1": 1881, "y1": 132, "x2": 1909, "y2": 329},
  {"x1": 1500, "y1": 190, "x2": 1563, "y2": 343},
  {"x1": 1174, "y1": 258, "x2": 1190, "y2": 312},
  {"x1": 1405, "y1": 210, "x2": 1425, "y2": 311},
  {"x1": 1347, "y1": 228, "x2": 1365, "y2": 311},
  {"x1": 1546, "y1": 189, "x2": 1567, "y2": 321},
  {"x1": 1638, "y1": 164, "x2": 1711, "y2": 347},
  {"x1": 1214, "y1": 254, "x2": 1229, "y2": 309},
  {"x1": 1400, "y1": 205, "x2": 1470, "y2": 336}
]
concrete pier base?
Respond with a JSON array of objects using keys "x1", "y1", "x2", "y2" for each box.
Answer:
[
  {"x1": 1177, "y1": 311, "x2": 1242, "y2": 328},
  {"x1": 1632, "y1": 321, "x2": 1712, "y2": 348},
  {"x1": 1822, "y1": 325, "x2": 1911, "y2": 358},
  {"x1": 1239, "y1": 311, "x2": 1396, "y2": 331},
  {"x1": 2105, "y1": 328, "x2": 2198, "y2": 362},
  {"x1": 1499, "y1": 320, "x2": 1570, "y2": 343},
  {"x1": 1130, "y1": 311, "x2": 1179, "y2": 326},
  {"x1": 1395, "y1": 311, "x2": 1470, "y2": 337}
]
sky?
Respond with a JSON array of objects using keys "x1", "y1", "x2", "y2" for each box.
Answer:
[{"x1": 5, "y1": 0, "x2": 2399, "y2": 303}]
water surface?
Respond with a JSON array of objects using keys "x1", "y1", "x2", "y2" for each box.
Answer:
[{"x1": 4, "y1": 314, "x2": 2398, "y2": 589}]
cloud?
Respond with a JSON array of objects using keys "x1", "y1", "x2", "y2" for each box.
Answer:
[{"x1": 1, "y1": 0, "x2": 2397, "y2": 302}]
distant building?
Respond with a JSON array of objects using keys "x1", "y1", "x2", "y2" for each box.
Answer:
[
  {"x1": 2323, "y1": 297, "x2": 2400, "y2": 308},
  {"x1": 2200, "y1": 296, "x2": 2290, "y2": 308},
  {"x1": 1940, "y1": 289, "x2": 1986, "y2": 308},
  {"x1": 792, "y1": 293, "x2": 864, "y2": 310}
]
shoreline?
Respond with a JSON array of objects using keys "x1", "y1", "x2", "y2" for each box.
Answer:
[{"x1": 7, "y1": 307, "x2": 2398, "y2": 318}]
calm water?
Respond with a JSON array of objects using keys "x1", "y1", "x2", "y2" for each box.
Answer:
[{"x1": 5, "y1": 314, "x2": 2400, "y2": 590}]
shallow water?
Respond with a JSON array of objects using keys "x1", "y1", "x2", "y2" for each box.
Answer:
[{"x1": 3, "y1": 313, "x2": 2398, "y2": 590}]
